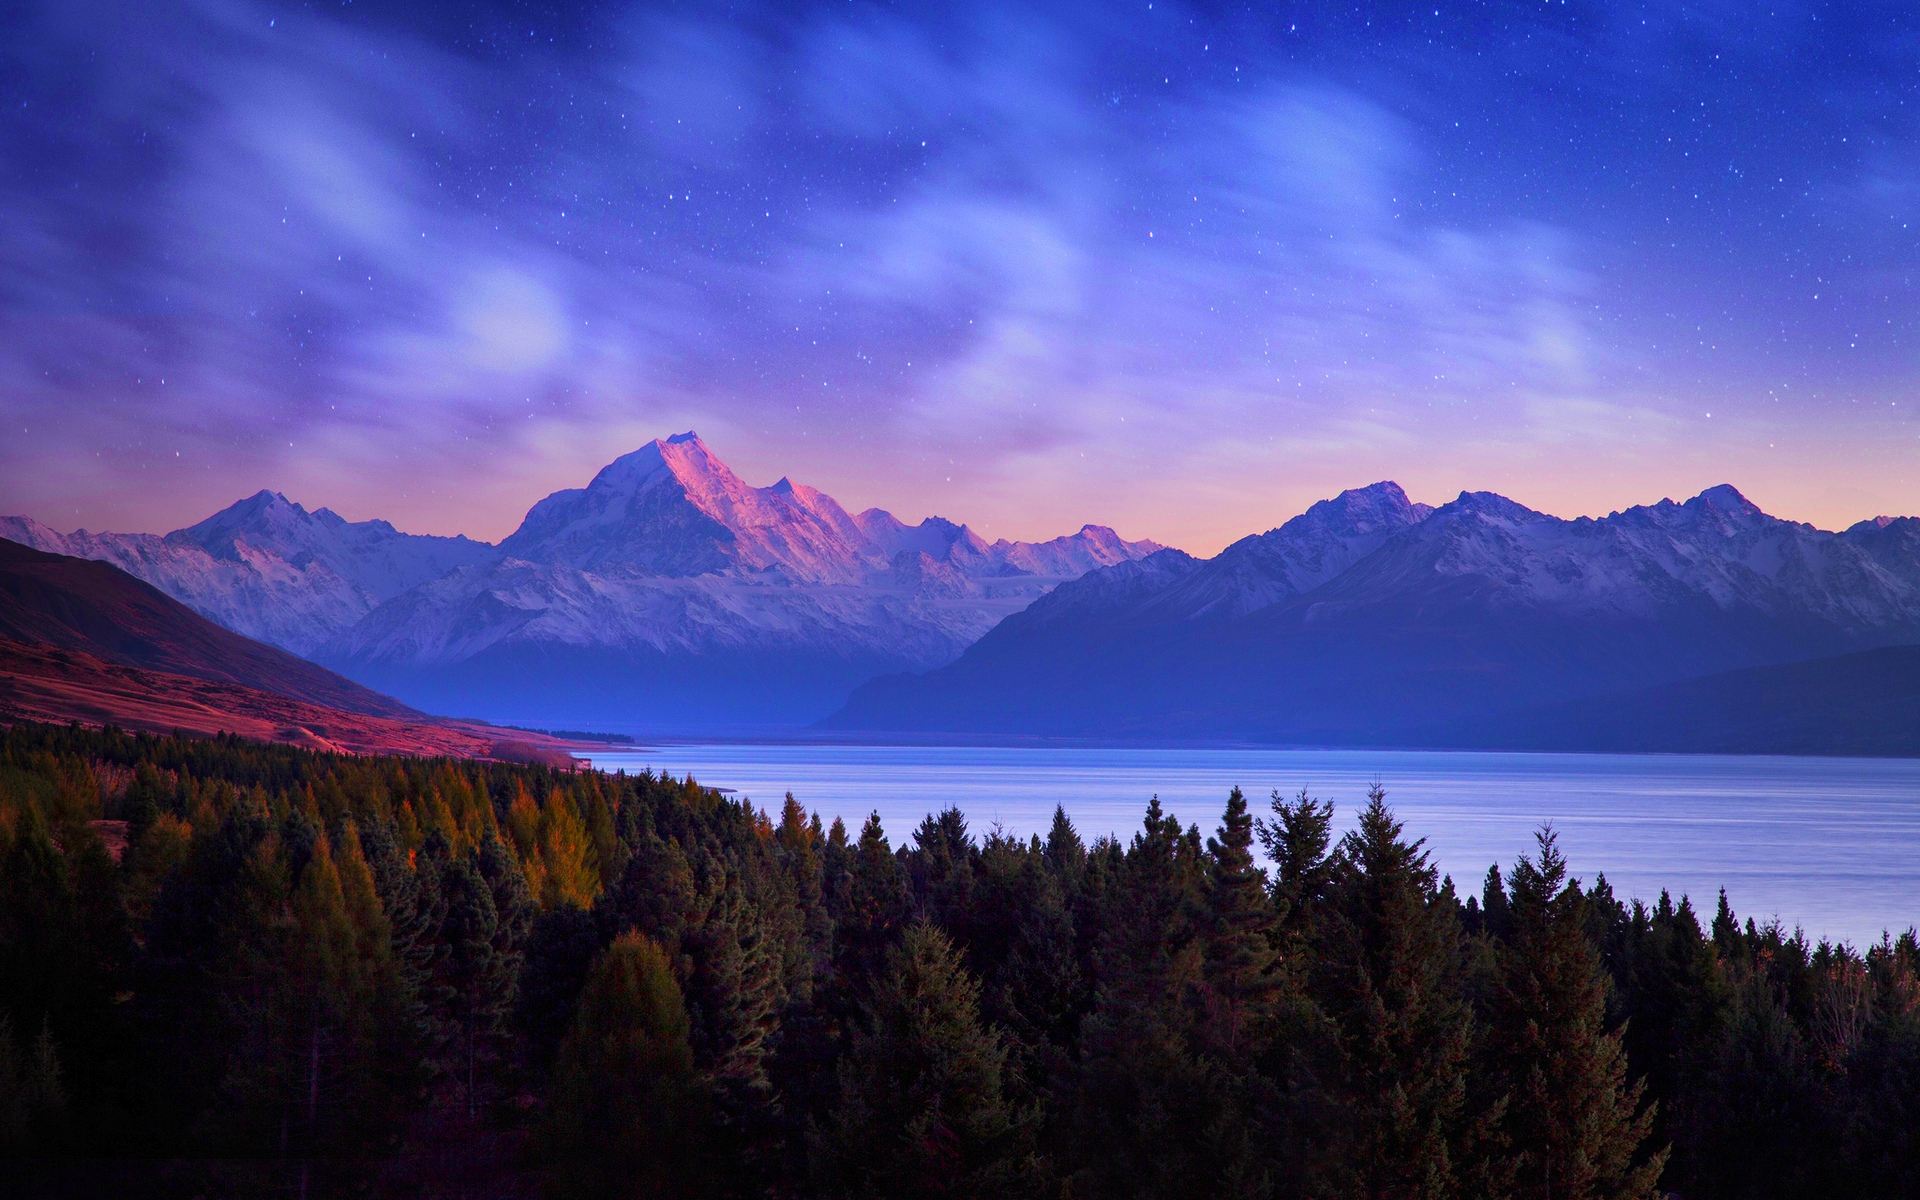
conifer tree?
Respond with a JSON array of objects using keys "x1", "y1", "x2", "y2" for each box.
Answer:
[
  {"x1": 541, "y1": 930, "x2": 703, "y2": 1199},
  {"x1": 579, "y1": 777, "x2": 625, "y2": 887},
  {"x1": 538, "y1": 788, "x2": 599, "y2": 909},
  {"x1": 279, "y1": 833, "x2": 381, "y2": 1181},
  {"x1": 812, "y1": 921, "x2": 1039, "y2": 1200},
  {"x1": 0, "y1": 1013, "x2": 66, "y2": 1152},
  {"x1": 1481, "y1": 864, "x2": 1514, "y2": 942},
  {"x1": 1311, "y1": 785, "x2": 1494, "y2": 1200},
  {"x1": 1043, "y1": 804, "x2": 1087, "y2": 899},
  {"x1": 431, "y1": 851, "x2": 508, "y2": 1119},
  {"x1": 990, "y1": 847, "x2": 1085, "y2": 1068},
  {"x1": 909, "y1": 807, "x2": 978, "y2": 942},
  {"x1": 1258, "y1": 786, "x2": 1335, "y2": 937},
  {"x1": 334, "y1": 820, "x2": 420, "y2": 1112},
  {"x1": 1203, "y1": 787, "x2": 1281, "y2": 1061},
  {"x1": 775, "y1": 793, "x2": 833, "y2": 987},
  {"x1": 1492, "y1": 829, "x2": 1665, "y2": 1200},
  {"x1": 1066, "y1": 797, "x2": 1218, "y2": 1200},
  {"x1": 685, "y1": 866, "x2": 783, "y2": 1092},
  {"x1": 515, "y1": 903, "x2": 604, "y2": 1074},
  {"x1": 834, "y1": 813, "x2": 913, "y2": 991}
]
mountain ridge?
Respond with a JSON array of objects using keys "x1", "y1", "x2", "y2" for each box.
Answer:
[
  {"x1": 828, "y1": 481, "x2": 1920, "y2": 743},
  {"x1": 318, "y1": 432, "x2": 1164, "y2": 726},
  {"x1": 0, "y1": 536, "x2": 422, "y2": 720},
  {"x1": 0, "y1": 432, "x2": 1157, "y2": 728}
]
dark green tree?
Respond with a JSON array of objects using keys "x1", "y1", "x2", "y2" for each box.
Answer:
[
  {"x1": 1492, "y1": 829, "x2": 1665, "y2": 1200},
  {"x1": 1203, "y1": 787, "x2": 1282, "y2": 1062},
  {"x1": 1258, "y1": 786, "x2": 1335, "y2": 939},
  {"x1": 811, "y1": 921, "x2": 1039, "y2": 1199},
  {"x1": 1065, "y1": 797, "x2": 1219, "y2": 1200},
  {"x1": 1310, "y1": 785, "x2": 1500, "y2": 1200}
]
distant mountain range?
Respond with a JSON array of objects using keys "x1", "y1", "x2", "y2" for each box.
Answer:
[
  {"x1": 3, "y1": 433, "x2": 1159, "y2": 728},
  {"x1": 828, "y1": 482, "x2": 1920, "y2": 746},
  {"x1": 0, "y1": 538, "x2": 581, "y2": 759},
  {"x1": 1, "y1": 493, "x2": 495, "y2": 655},
  {"x1": 0, "y1": 536, "x2": 416, "y2": 719},
  {"x1": 16, "y1": 446, "x2": 1920, "y2": 749}
]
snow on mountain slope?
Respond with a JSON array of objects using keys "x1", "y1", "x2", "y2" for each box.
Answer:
[
  {"x1": 318, "y1": 432, "x2": 1163, "y2": 725},
  {"x1": 830, "y1": 482, "x2": 1920, "y2": 741},
  {"x1": 1142, "y1": 481, "x2": 1432, "y2": 622},
  {"x1": 1296, "y1": 485, "x2": 1917, "y2": 629},
  {"x1": 4, "y1": 432, "x2": 1156, "y2": 727},
  {"x1": 978, "y1": 481, "x2": 1427, "y2": 641},
  {"x1": 0, "y1": 494, "x2": 492, "y2": 655},
  {"x1": 177, "y1": 490, "x2": 493, "y2": 599},
  {"x1": 498, "y1": 432, "x2": 877, "y2": 582}
]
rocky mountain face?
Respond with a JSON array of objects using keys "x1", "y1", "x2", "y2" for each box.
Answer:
[
  {"x1": 5, "y1": 432, "x2": 1160, "y2": 728},
  {"x1": 830, "y1": 483, "x2": 1920, "y2": 742},
  {"x1": 0, "y1": 493, "x2": 493, "y2": 655},
  {"x1": 319, "y1": 432, "x2": 1160, "y2": 726}
]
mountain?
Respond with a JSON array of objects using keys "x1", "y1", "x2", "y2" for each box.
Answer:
[
  {"x1": 1433, "y1": 643, "x2": 1920, "y2": 756},
  {"x1": 0, "y1": 637, "x2": 500, "y2": 756},
  {"x1": 828, "y1": 483, "x2": 1920, "y2": 743},
  {"x1": 0, "y1": 536, "x2": 421, "y2": 719},
  {"x1": 0, "y1": 492, "x2": 493, "y2": 654},
  {"x1": 318, "y1": 433, "x2": 1162, "y2": 727},
  {"x1": 2, "y1": 434, "x2": 1158, "y2": 729}
]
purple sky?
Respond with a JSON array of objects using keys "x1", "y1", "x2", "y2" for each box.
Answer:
[{"x1": 6, "y1": 1, "x2": 1920, "y2": 553}]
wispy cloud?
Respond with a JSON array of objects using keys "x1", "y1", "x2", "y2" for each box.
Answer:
[{"x1": 3, "y1": 0, "x2": 1918, "y2": 547}]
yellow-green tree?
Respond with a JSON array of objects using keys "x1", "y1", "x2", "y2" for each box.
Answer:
[{"x1": 540, "y1": 930, "x2": 702, "y2": 1199}]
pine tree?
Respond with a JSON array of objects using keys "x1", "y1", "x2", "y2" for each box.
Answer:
[
  {"x1": 685, "y1": 865, "x2": 783, "y2": 1092},
  {"x1": 1066, "y1": 797, "x2": 1217, "y2": 1200},
  {"x1": 1258, "y1": 786, "x2": 1335, "y2": 937},
  {"x1": 431, "y1": 850, "x2": 508, "y2": 1120},
  {"x1": 280, "y1": 833, "x2": 370, "y2": 1184},
  {"x1": 0, "y1": 1013, "x2": 66, "y2": 1152},
  {"x1": 519, "y1": 906, "x2": 607, "y2": 1086},
  {"x1": 909, "y1": 807, "x2": 978, "y2": 942},
  {"x1": 540, "y1": 930, "x2": 703, "y2": 1200},
  {"x1": 1203, "y1": 787, "x2": 1281, "y2": 1061},
  {"x1": 1481, "y1": 864, "x2": 1513, "y2": 942},
  {"x1": 811, "y1": 921, "x2": 1039, "y2": 1200},
  {"x1": 834, "y1": 813, "x2": 914, "y2": 992},
  {"x1": 990, "y1": 845, "x2": 1086, "y2": 1070},
  {"x1": 335, "y1": 820, "x2": 423, "y2": 1129},
  {"x1": 1043, "y1": 804, "x2": 1086, "y2": 888},
  {"x1": 1310, "y1": 785, "x2": 1494, "y2": 1200},
  {"x1": 1493, "y1": 828, "x2": 1665, "y2": 1200}
]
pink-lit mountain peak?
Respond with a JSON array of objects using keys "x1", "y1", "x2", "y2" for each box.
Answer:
[{"x1": 499, "y1": 432, "x2": 1161, "y2": 584}]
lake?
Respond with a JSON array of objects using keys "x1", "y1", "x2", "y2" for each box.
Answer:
[{"x1": 589, "y1": 743, "x2": 1920, "y2": 949}]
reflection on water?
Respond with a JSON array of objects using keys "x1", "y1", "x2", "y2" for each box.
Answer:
[{"x1": 590, "y1": 744, "x2": 1920, "y2": 949}]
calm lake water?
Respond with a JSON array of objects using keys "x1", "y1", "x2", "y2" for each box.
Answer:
[{"x1": 589, "y1": 744, "x2": 1920, "y2": 949}]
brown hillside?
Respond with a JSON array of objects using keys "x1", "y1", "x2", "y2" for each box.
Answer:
[
  {"x1": 0, "y1": 638, "x2": 585, "y2": 762},
  {"x1": 0, "y1": 535, "x2": 418, "y2": 719}
]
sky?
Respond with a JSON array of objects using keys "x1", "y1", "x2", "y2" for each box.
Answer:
[{"x1": 4, "y1": 0, "x2": 1920, "y2": 554}]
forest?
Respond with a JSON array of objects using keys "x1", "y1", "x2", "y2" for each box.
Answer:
[{"x1": 0, "y1": 721, "x2": 1916, "y2": 1199}]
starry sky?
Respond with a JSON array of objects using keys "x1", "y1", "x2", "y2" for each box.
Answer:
[{"x1": 5, "y1": 0, "x2": 1920, "y2": 553}]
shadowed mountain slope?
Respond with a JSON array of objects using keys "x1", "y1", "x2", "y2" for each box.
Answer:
[
  {"x1": 0, "y1": 537, "x2": 421, "y2": 719},
  {"x1": 1442, "y1": 644, "x2": 1920, "y2": 756},
  {"x1": 828, "y1": 484, "x2": 1920, "y2": 745},
  {"x1": 320, "y1": 432, "x2": 1162, "y2": 728},
  {"x1": 0, "y1": 491, "x2": 494, "y2": 654}
]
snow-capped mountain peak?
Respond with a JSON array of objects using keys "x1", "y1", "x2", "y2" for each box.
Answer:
[
  {"x1": 0, "y1": 492, "x2": 495, "y2": 655},
  {"x1": 1291, "y1": 481, "x2": 1434, "y2": 536},
  {"x1": 5, "y1": 433, "x2": 1164, "y2": 725}
]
